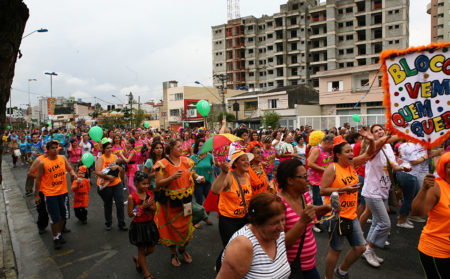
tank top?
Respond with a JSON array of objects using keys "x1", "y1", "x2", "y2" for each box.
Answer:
[
  {"x1": 112, "y1": 144, "x2": 123, "y2": 156},
  {"x1": 308, "y1": 145, "x2": 333, "y2": 186},
  {"x1": 222, "y1": 225, "x2": 291, "y2": 279},
  {"x1": 248, "y1": 163, "x2": 269, "y2": 195},
  {"x1": 40, "y1": 155, "x2": 68, "y2": 197},
  {"x1": 131, "y1": 189, "x2": 155, "y2": 223},
  {"x1": 324, "y1": 163, "x2": 359, "y2": 220},
  {"x1": 418, "y1": 178, "x2": 450, "y2": 258},
  {"x1": 152, "y1": 157, "x2": 195, "y2": 200},
  {"x1": 218, "y1": 172, "x2": 252, "y2": 218},
  {"x1": 97, "y1": 154, "x2": 121, "y2": 187}
]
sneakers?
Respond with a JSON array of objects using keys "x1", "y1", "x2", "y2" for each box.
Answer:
[
  {"x1": 105, "y1": 224, "x2": 112, "y2": 231},
  {"x1": 312, "y1": 225, "x2": 322, "y2": 233},
  {"x1": 396, "y1": 222, "x2": 414, "y2": 229},
  {"x1": 334, "y1": 268, "x2": 350, "y2": 279},
  {"x1": 384, "y1": 241, "x2": 390, "y2": 248},
  {"x1": 119, "y1": 225, "x2": 128, "y2": 231},
  {"x1": 362, "y1": 250, "x2": 381, "y2": 267},
  {"x1": 408, "y1": 216, "x2": 426, "y2": 223},
  {"x1": 367, "y1": 218, "x2": 372, "y2": 224}
]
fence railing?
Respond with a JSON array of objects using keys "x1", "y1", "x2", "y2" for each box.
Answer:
[{"x1": 296, "y1": 114, "x2": 386, "y2": 130}]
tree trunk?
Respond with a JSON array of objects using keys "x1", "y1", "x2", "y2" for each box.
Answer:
[{"x1": 0, "y1": 0, "x2": 29, "y2": 184}]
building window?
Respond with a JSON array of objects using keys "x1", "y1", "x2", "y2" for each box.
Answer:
[
  {"x1": 328, "y1": 80, "x2": 343, "y2": 92},
  {"x1": 268, "y1": 33, "x2": 273, "y2": 39},
  {"x1": 249, "y1": 72, "x2": 254, "y2": 77},
  {"x1": 248, "y1": 25, "x2": 253, "y2": 30},
  {"x1": 268, "y1": 99, "x2": 279, "y2": 109},
  {"x1": 346, "y1": 7, "x2": 353, "y2": 13},
  {"x1": 339, "y1": 49, "x2": 344, "y2": 55},
  {"x1": 249, "y1": 49, "x2": 254, "y2": 54},
  {"x1": 244, "y1": 101, "x2": 258, "y2": 111},
  {"x1": 346, "y1": 48, "x2": 354, "y2": 54},
  {"x1": 346, "y1": 21, "x2": 353, "y2": 27},
  {"x1": 346, "y1": 34, "x2": 353, "y2": 40},
  {"x1": 338, "y1": 22, "x2": 344, "y2": 28},
  {"x1": 170, "y1": 109, "x2": 180, "y2": 116},
  {"x1": 338, "y1": 9, "x2": 343, "y2": 14},
  {"x1": 268, "y1": 82, "x2": 274, "y2": 87},
  {"x1": 249, "y1": 60, "x2": 254, "y2": 65},
  {"x1": 170, "y1": 93, "x2": 183, "y2": 101}
]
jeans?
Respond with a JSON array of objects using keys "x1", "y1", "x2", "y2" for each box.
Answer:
[
  {"x1": 194, "y1": 181, "x2": 211, "y2": 205},
  {"x1": 311, "y1": 184, "x2": 323, "y2": 206},
  {"x1": 98, "y1": 183, "x2": 125, "y2": 227},
  {"x1": 396, "y1": 172, "x2": 420, "y2": 216},
  {"x1": 365, "y1": 198, "x2": 390, "y2": 248}
]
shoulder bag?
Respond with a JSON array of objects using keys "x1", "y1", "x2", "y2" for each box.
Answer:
[
  {"x1": 231, "y1": 171, "x2": 248, "y2": 214},
  {"x1": 289, "y1": 195, "x2": 306, "y2": 279}
]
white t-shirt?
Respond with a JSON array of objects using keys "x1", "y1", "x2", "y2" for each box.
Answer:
[
  {"x1": 81, "y1": 141, "x2": 92, "y2": 155},
  {"x1": 296, "y1": 145, "x2": 306, "y2": 164},
  {"x1": 398, "y1": 142, "x2": 427, "y2": 176},
  {"x1": 272, "y1": 139, "x2": 283, "y2": 155},
  {"x1": 362, "y1": 144, "x2": 397, "y2": 199}
]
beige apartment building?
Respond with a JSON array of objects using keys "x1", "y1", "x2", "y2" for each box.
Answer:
[
  {"x1": 161, "y1": 81, "x2": 245, "y2": 129},
  {"x1": 212, "y1": 0, "x2": 409, "y2": 91},
  {"x1": 301, "y1": 64, "x2": 386, "y2": 129},
  {"x1": 427, "y1": 0, "x2": 450, "y2": 42}
]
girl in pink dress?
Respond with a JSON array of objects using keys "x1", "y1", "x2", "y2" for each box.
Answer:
[{"x1": 120, "y1": 138, "x2": 137, "y2": 194}]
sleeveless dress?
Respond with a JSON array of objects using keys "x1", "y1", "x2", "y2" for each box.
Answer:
[{"x1": 129, "y1": 189, "x2": 159, "y2": 247}]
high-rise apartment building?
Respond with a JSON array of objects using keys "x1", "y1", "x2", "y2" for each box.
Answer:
[
  {"x1": 427, "y1": 0, "x2": 450, "y2": 42},
  {"x1": 212, "y1": 0, "x2": 409, "y2": 91}
]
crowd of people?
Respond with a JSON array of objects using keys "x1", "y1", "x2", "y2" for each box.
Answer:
[{"x1": 2, "y1": 120, "x2": 449, "y2": 279}]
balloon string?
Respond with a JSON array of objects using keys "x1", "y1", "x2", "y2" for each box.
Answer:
[{"x1": 353, "y1": 64, "x2": 383, "y2": 109}]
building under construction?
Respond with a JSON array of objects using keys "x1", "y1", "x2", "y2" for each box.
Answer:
[{"x1": 212, "y1": 0, "x2": 409, "y2": 91}]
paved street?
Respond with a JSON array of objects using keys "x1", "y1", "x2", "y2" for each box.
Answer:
[{"x1": 3, "y1": 154, "x2": 425, "y2": 279}]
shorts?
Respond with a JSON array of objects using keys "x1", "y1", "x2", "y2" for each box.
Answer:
[
  {"x1": 45, "y1": 193, "x2": 70, "y2": 224},
  {"x1": 325, "y1": 217, "x2": 366, "y2": 251}
]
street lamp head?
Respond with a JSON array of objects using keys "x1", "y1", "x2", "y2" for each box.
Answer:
[
  {"x1": 28, "y1": 78, "x2": 37, "y2": 82},
  {"x1": 194, "y1": 81, "x2": 201, "y2": 85},
  {"x1": 37, "y1": 28, "x2": 48, "y2": 33},
  {"x1": 45, "y1": 72, "x2": 58, "y2": 76},
  {"x1": 112, "y1": 94, "x2": 116, "y2": 97}
]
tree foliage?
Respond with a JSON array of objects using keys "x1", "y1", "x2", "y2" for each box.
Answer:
[
  {"x1": 134, "y1": 108, "x2": 145, "y2": 128},
  {"x1": 262, "y1": 111, "x2": 280, "y2": 128}
]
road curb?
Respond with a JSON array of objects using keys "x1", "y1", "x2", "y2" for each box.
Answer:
[{"x1": 1, "y1": 163, "x2": 63, "y2": 279}]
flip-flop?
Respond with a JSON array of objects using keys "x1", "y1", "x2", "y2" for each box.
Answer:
[
  {"x1": 144, "y1": 274, "x2": 156, "y2": 279},
  {"x1": 133, "y1": 256, "x2": 142, "y2": 273},
  {"x1": 171, "y1": 254, "x2": 181, "y2": 267},
  {"x1": 178, "y1": 249, "x2": 192, "y2": 264}
]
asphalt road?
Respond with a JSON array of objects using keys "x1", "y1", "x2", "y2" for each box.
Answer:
[{"x1": 6, "y1": 155, "x2": 425, "y2": 279}]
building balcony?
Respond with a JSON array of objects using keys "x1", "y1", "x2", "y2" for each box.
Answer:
[{"x1": 310, "y1": 17, "x2": 327, "y2": 23}]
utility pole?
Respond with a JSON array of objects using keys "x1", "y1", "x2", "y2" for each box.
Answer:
[
  {"x1": 213, "y1": 74, "x2": 228, "y2": 119},
  {"x1": 126, "y1": 92, "x2": 134, "y2": 128}
]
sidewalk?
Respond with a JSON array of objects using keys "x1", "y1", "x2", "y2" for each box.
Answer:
[{"x1": 1, "y1": 161, "x2": 63, "y2": 279}]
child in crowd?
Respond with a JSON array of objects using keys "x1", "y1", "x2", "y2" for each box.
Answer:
[
  {"x1": 98, "y1": 158, "x2": 122, "y2": 190},
  {"x1": 72, "y1": 165, "x2": 90, "y2": 224},
  {"x1": 127, "y1": 171, "x2": 159, "y2": 279}
]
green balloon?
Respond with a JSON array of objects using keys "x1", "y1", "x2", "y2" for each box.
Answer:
[
  {"x1": 352, "y1": 114, "x2": 361, "y2": 122},
  {"x1": 89, "y1": 126, "x2": 103, "y2": 142},
  {"x1": 196, "y1": 100, "x2": 210, "y2": 117},
  {"x1": 7, "y1": 126, "x2": 10, "y2": 129},
  {"x1": 47, "y1": 121, "x2": 51, "y2": 126},
  {"x1": 144, "y1": 122, "x2": 150, "y2": 128},
  {"x1": 81, "y1": 152, "x2": 95, "y2": 168},
  {"x1": 185, "y1": 123, "x2": 189, "y2": 127}
]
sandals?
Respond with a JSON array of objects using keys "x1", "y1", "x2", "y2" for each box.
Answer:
[
  {"x1": 178, "y1": 248, "x2": 192, "y2": 264},
  {"x1": 133, "y1": 256, "x2": 142, "y2": 273},
  {"x1": 171, "y1": 253, "x2": 181, "y2": 267},
  {"x1": 144, "y1": 274, "x2": 156, "y2": 279}
]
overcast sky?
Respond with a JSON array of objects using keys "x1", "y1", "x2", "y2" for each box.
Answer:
[{"x1": 12, "y1": 0, "x2": 429, "y2": 108}]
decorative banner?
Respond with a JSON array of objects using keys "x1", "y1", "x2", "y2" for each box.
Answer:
[
  {"x1": 381, "y1": 42, "x2": 450, "y2": 149},
  {"x1": 47, "y1": 97, "x2": 56, "y2": 115}
]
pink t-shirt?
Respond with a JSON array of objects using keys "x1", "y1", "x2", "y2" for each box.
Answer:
[
  {"x1": 281, "y1": 192, "x2": 317, "y2": 270},
  {"x1": 69, "y1": 147, "x2": 82, "y2": 163}
]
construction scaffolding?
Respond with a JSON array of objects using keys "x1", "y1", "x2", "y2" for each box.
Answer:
[{"x1": 226, "y1": 0, "x2": 246, "y2": 89}]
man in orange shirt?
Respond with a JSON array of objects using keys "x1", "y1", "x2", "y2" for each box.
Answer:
[{"x1": 36, "y1": 141, "x2": 76, "y2": 249}]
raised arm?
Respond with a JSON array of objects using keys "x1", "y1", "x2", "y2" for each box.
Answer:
[
  {"x1": 211, "y1": 162, "x2": 232, "y2": 194},
  {"x1": 411, "y1": 174, "x2": 440, "y2": 217}
]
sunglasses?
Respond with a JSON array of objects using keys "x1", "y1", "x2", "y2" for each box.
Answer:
[{"x1": 294, "y1": 174, "x2": 308, "y2": 180}]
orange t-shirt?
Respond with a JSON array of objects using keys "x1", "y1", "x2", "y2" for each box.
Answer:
[
  {"x1": 324, "y1": 163, "x2": 359, "y2": 220},
  {"x1": 218, "y1": 172, "x2": 252, "y2": 218},
  {"x1": 418, "y1": 178, "x2": 450, "y2": 258},
  {"x1": 72, "y1": 178, "x2": 90, "y2": 208},
  {"x1": 248, "y1": 163, "x2": 270, "y2": 195},
  {"x1": 97, "y1": 154, "x2": 121, "y2": 187},
  {"x1": 40, "y1": 155, "x2": 68, "y2": 197}
]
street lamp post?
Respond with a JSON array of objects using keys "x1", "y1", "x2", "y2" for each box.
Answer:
[
  {"x1": 45, "y1": 72, "x2": 58, "y2": 129},
  {"x1": 28, "y1": 78, "x2": 37, "y2": 111},
  {"x1": 22, "y1": 28, "x2": 48, "y2": 39},
  {"x1": 194, "y1": 80, "x2": 225, "y2": 120}
]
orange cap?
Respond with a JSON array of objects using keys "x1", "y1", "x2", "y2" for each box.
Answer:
[
  {"x1": 246, "y1": 141, "x2": 261, "y2": 153},
  {"x1": 333, "y1": 135, "x2": 347, "y2": 147},
  {"x1": 79, "y1": 165, "x2": 88, "y2": 173},
  {"x1": 436, "y1": 151, "x2": 450, "y2": 179}
]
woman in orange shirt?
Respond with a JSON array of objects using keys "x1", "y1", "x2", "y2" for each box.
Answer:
[
  {"x1": 320, "y1": 132, "x2": 375, "y2": 279},
  {"x1": 247, "y1": 141, "x2": 270, "y2": 195},
  {"x1": 412, "y1": 152, "x2": 450, "y2": 278}
]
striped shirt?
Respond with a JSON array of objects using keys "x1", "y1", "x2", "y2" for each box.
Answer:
[
  {"x1": 280, "y1": 192, "x2": 317, "y2": 270},
  {"x1": 222, "y1": 225, "x2": 291, "y2": 279}
]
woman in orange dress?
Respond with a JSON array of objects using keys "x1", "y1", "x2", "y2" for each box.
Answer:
[
  {"x1": 153, "y1": 138, "x2": 205, "y2": 266},
  {"x1": 412, "y1": 152, "x2": 450, "y2": 278}
]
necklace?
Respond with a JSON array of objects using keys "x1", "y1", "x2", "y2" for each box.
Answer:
[{"x1": 251, "y1": 164, "x2": 263, "y2": 176}]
